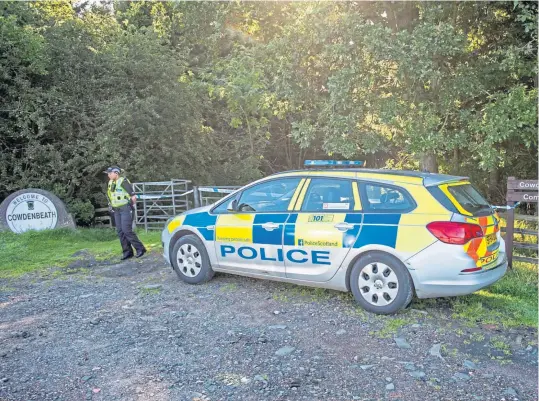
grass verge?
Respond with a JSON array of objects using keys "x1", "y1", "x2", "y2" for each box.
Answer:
[{"x1": 0, "y1": 228, "x2": 162, "y2": 278}]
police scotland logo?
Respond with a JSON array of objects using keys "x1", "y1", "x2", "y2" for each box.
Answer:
[{"x1": 6, "y1": 193, "x2": 58, "y2": 233}]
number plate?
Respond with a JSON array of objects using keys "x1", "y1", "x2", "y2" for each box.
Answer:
[
  {"x1": 480, "y1": 249, "x2": 500, "y2": 269},
  {"x1": 486, "y1": 233, "x2": 497, "y2": 247}
]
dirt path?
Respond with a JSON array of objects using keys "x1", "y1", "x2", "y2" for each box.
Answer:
[{"x1": 0, "y1": 253, "x2": 537, "y2": 401}]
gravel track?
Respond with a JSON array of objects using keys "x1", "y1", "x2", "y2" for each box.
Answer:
[{"x1": 0, "y1": 252, "x2": 537, "y2": 401}]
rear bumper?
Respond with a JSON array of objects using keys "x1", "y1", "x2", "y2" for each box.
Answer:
[
  {"x1": 412, "y1": 258, "x2": 507, "y2": 298},
  {"x1": 407, "y1": 242, "x2": 508, "y2": 299}
]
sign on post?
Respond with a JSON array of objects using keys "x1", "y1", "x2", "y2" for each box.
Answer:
[
  {"x1": 507, "y1": 180, "x2": 539, "y2": 190},
  {"x1": 506, "y1": 192, "x2": 539, "y2": 202},
  {"x1": 505, "y1": 177, "x2": 539, "y2": 268}
]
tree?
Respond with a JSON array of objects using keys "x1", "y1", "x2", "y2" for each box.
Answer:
[{"x1": 0, "y1": 1, "x2": 536, "y2": 221}]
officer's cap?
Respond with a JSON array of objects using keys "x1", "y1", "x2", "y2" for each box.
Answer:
[{"x1": 104, "y1": 166, "x2": 121, "y2": 174}]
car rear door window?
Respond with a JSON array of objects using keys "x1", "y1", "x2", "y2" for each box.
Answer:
[{"x1": 361, "y1": 183, "x2": 414, "y2": 212}]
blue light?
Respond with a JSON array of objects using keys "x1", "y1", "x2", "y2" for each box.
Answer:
[
  {"x1": 335, "y1": 161, "x2": 364, "y2": 166},
  {"x1": 304, "y1": 160, "x2": 365, "y2": 167},
  {"x1": 304, "y1": 160, "x2": 336, "y2": 166}
]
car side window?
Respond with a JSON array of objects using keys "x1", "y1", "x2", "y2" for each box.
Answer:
[
  {"x1": 361, "y1": 183, "x2": 414, "y2": 212},
  {"x1": 212, "y1": 195, "x2": 237, "y2": 214},
  {"x1": 301, "y1": 178, "x2": 354, "y2": 212},
  {"x1": 236, "y1": 178, "x2": 302, "y2": 213}
]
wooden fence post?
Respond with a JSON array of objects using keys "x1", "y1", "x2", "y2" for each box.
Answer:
[{"x1": 505, "y1": 177, "x2": 515, "y2": 269}]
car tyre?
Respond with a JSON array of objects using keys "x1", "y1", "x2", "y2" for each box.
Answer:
[
  {"x1": 350, "y1": 252, "x2": 413, "y2": 315},
  {"x1": 171, "y1": 234, "x2": 214, "y2": 284}
]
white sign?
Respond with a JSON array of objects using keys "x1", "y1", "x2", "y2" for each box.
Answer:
[
  {"x1": 523, "y1": 193, "x2": 539, "y2": 202},
  {"x1": 6, "y1": 192, "x2": 58, "y2": 233},
  {"x1": 519, "y1": 181, "x2": 538, "y2": 189},
  {"x1": 323, "y1": 203, "x2": 350, "y2": 210}
]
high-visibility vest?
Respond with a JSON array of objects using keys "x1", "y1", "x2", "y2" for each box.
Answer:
[{"x1": 107, "y1": 177, "x2": 130, "y2": 208}]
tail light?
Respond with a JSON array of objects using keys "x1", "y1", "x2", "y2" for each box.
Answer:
[{"x1": 426, "y1": 221, "x2": 484, "y2": 245}]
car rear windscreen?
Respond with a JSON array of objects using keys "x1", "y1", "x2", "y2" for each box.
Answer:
[{"x1": 447, "y1": 184, "x2": 492, "y2": 216}]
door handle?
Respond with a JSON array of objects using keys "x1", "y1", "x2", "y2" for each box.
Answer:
[
  {"x1": 262, "y1": 222, "x2": 279, "y2": 231},
  {"x1": 334, "y1": 222, "x2": 354, "y2": 231}
]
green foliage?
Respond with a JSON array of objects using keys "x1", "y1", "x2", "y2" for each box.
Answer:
[
  {"x1": 66, "y1": 199, "x2": 95, "y2": 226},
  {"x1": 0, "y1": 1, "x2": 537, "y2": 217},
  {"x1": 468, "y1": 86, "x2": 538, "y2": 170}
]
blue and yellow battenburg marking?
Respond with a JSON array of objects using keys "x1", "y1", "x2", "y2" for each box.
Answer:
[
  {"x1": 219, "y1": 245, "x2": 331, "y2": 265},
  {"x1": 215, "y1": 214, "x2": 254, "y2": 243},
  {"x1": 168, "y1": 210, "x2": 439, "y2": 259},
  {"x1": 252, "y1": 214, "x2": 288, "y2": 245},
  {"x1": 292, "y1": 213, "x2": 346, "y2": 248},
  {"x1": 286, "y1": 213, "x2": 364, "y2": 248},
  {"x1": 167, "y1": 212, "x2": 216, "y2": 241}
]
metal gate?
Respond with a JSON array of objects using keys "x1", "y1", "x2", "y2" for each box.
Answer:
[
  {"x1": 99, "y1": 181, "x2": 242, "y2": 231},
  {"x1": 193, "y1": 186, "x2": 240, "y2": 208},
  {"x1": 133, "y1": 180, "x2": 193, "y2": 231}
]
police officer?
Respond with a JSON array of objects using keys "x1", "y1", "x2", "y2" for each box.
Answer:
[{"x1": 105, "y1": 166, "x2": 146, "y2": 260}]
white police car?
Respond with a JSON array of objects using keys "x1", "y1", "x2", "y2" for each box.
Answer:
[{"x1": 162, "y1": 161, "x2": 507, "y2": 314}]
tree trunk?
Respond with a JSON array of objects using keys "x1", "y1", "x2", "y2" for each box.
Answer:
[
  {"x1": 488, "y1": 167, "x2": 500, "y2": 202},
  {"x1": 388, "y1": 2, "x2": 419, "y2": 32},
  {"x1": 452, "y1": 148, "x2": 460, "y2": 175},
  {"x1": 420, "y1": 152, "x2": 438, "y2": 173}
]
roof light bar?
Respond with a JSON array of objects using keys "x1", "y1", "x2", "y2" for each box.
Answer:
[
  {"x1": 335, "y1": 160, "x2": 364, "y2": 166},
  {"x1": 304, "y1": 160, "x2": 365, "y2": 167}
]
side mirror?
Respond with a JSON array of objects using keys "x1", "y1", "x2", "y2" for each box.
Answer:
[{"x1": 227, "y1": 199, "x2": 237, "y2": 212}]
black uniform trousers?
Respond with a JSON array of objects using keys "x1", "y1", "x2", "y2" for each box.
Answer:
[{"x1": 113, "y1": 205, "x2": 144, "y2": 256}]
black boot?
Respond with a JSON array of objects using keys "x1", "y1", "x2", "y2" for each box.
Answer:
[{"x1": 135, "y1": 247, "x2": 147, "y2": 258}]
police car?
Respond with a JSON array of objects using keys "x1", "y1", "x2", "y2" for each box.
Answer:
[{"x1": 162, "y1": 161, "x2": 507, "y2": 314}]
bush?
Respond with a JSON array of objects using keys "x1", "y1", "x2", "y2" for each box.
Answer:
[{"x1": 67, "y1": 199, "x2": 95, "y2": 226}]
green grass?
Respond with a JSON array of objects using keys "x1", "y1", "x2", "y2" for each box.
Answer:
[
  {"x1": 0, "y1": 228, "x2": 162, "y2": 278},
  {"x1": 139, "y1": 286, "x2": 162, "y2": 296},
  {"x1": 490, "y1": 336, "x2": 513, "y2": 356},
  {"x1": 219, "y1": 283, "x2": 238, "y2": 292},
  {"x1": 373, "y1": 317, "x2": 410, "y2": 338}
]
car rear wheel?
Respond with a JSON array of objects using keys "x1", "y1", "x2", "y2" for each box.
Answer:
[
  {"x1": 349, "y1": 252, "x2": 413, "y2": 314},
  {"x1": 171, "y1": 234, "x2": 214, "y2": 284}
]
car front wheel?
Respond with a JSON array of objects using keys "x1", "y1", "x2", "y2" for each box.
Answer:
[{"x1": 171, "y1": 234, "x2": 214, "y2": 284}]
